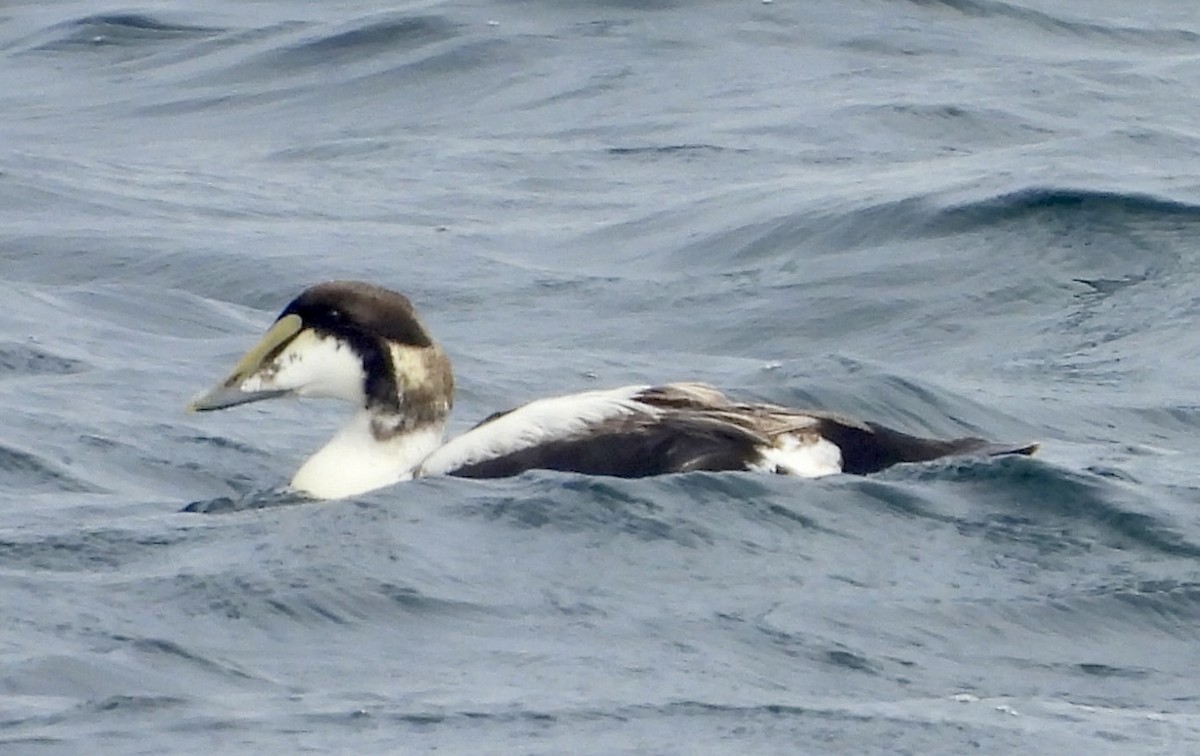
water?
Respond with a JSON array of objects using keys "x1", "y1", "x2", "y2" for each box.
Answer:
[{"x1": 4, "y1": 0, "x2": 1200, "y2": 752}]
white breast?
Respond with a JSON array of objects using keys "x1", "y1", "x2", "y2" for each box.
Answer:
[{"x1": 290, "y1": 411, "x2": 444, "y2": 498}]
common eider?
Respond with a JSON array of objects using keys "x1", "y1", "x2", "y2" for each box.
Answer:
[{"x1": 188, "y1": 281, "x2": 1037, "y2": 499}]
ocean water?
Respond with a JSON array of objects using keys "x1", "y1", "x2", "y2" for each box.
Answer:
[{"x1": 4, "y1": 0, "x2": 1200, "y2": 752}]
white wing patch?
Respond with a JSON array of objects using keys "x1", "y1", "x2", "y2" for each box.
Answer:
[
  {"x1": 752, "y1": 433, "x2": 843, "y2": 477},
  {"x1": 417, "y1": 385, "x2": 654, "y2": 477}
]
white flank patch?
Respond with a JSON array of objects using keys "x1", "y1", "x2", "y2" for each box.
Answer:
[
  {"x1": 241, "y1": 330, "x2": 366, "y2": 404},
  {"x1": 417, "y1": 385, "x2": 654, "y2": 476},
  {"x1": 753, "y1": 433, "x2": 843, "y2": 477},
  {"x1": 291, "y1": 411, "x2": 444, "y2": 499}
]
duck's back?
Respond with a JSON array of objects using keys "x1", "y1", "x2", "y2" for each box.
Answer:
[{"x1": 418, "y1": 382, "x2": 1035, "y2": 480}]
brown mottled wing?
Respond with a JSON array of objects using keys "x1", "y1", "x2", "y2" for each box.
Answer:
[
  {"x1": 447, "y1": 410, "x2": 769, "y2": 479},
  {"x1": 644, "y1": 386, "x2": 1038, "y2": 474},
  {"x1": 449, "y1": 382, "x2": 1036, "y2": 479}
]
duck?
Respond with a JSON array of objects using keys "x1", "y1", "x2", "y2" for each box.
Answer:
[{"x1": 188, "y1": 281, "x2": 1037, "y2": 499}]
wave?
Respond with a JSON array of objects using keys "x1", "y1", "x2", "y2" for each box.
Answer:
[
  {"x1": 182, "y1": 488, "x2": 308, "y2": 514},
  {"x1": 11, "y1": 13, "x2": 225, "y2": 58},
  {"x1": 903, "y1": 0, "x2": 1200, "y2": 46},
  {"x1": 183, "y1": 446, "x2": 1174, "y2": 564},
  {"x1": 127, "y1": 555, "x2": 504, "y2": 632},
  {"x1": 256, "y1": 14, "x2": 460, "y2": 73},
  {"x1": 1058, "y1": 579, "x2": 1200, "y2": 638},
  {"x1": 449, "y1": 471, "x2": 823, "y2": 547},
  {"x1": 0, "y1": 342, "x2": 87, "y2": 379},
  {"x1": 886, "y1": 455, "x2": 1200, "y2": 559},
  {"x1": 928, "y1": 187, "x2": 1200, "y2": 235},
  {"x1": 0, "y1": 443, "x2": 101, "y2": 495},
  {"x1": 600, "y1": 182, "x2": 1200, "y2": 284},
  {"x1": 6, "y1": 10, "x2": 502, "y2": 123},
  {"x1": 131, "y1": 16, "x2": 516, "y2": 119},
  {"x1": 0, "y1": 525, "x2": 182, "y2": 573}
]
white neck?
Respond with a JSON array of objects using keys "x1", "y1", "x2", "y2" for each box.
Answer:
[{"x1": 289, "y1": 409, "x2": 445, "y2": 499}]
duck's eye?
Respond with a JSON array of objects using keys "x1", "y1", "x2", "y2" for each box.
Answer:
[{"x1": 327, "y1": 309, "x2": 343, "y2": 322}]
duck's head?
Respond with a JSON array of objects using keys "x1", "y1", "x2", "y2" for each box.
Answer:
[{"x1": 189, "y1": 281, "x2": 453, "y2": 431}]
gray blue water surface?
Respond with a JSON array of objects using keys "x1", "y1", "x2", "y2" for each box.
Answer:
[{"x1": 4, "y1": 1, "x2": 1200, "y2": 753}]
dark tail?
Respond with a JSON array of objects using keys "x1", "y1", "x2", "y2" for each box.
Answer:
[
  {"x1": 973, "y1": 441, "x2": 1040, "y2": 458},
  {"x1": 817, "y1": 418, "x2": 1037, "y2": 475}
]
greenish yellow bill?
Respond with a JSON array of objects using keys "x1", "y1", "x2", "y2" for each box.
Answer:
[{"x1": 186, "y1": 314, "x2": 303, "y2": 412}]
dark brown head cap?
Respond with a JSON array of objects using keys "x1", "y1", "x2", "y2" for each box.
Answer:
[{"x1": 281, "y1": 281, "x2": 434, "y2": 347}]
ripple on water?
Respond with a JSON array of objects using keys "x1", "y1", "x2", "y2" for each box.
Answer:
[
  {"x1": 0, "y1": 443, "x2": 103, "y2": 495},
  {"x1": 0, "y1": 342, "x2": 88, "y2": 379},
  {"x1": 18, "y1": 13, "x2": 226, "y2": 58}
]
